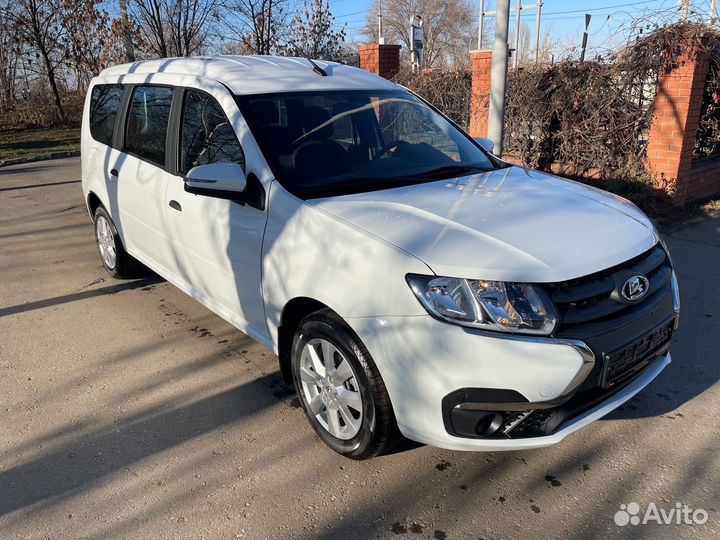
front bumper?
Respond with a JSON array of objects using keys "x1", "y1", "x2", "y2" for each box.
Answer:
[
  {"x1": 409, "y1": 353, "x2": 670, "y2": 452},
  {"x1": 345, "y1": 312, "x2": 672, "y2": 452}
]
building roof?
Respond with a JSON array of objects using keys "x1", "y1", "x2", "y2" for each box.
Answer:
[{"x1": 99, "y1": 55, "x2": 397, "y2": 95}]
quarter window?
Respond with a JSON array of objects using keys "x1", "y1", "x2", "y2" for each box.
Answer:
[
  {"x1": 125, "y1": 85, "x2": 174, "y2": 166},
  {"x1": 181, "y1": 90, "x2": 245, "y2": 174},
  {"x1": 89, "y1": 84, "x2": 123, "y2": 146}
]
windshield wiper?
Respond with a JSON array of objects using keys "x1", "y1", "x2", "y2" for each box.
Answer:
[
  {"x1": 300, "y1": 176, "x2": 399, "y2": 197},
  {"x1": 299, "y1": 166, "x2": 494, "y2": 198},
  {"x1": 412, "y1": 164, "x2": 492, "y2": 180}
]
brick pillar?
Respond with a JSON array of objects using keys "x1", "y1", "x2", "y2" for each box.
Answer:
[
  {"x1": 646, "y1": 43, "x2": 710, "y2": 204},
  {"x1": 359, "y1": 44, "x2": 401, "y2": 80},
  {"x1": 469, "y1": 50, "x2": 493, "y2": 138}
]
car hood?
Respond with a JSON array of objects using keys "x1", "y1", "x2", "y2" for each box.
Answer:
[{"x1": 309, "y1": 166, "x2": 657, "y2": 282}]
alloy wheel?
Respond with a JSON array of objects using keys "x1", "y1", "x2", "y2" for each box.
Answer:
[
  {"x1": 96, "y1": 215, "x2": 117, "y2": 270},
  {"x1": 299, "y1": 338, "x2": 363, "y2": 440}
]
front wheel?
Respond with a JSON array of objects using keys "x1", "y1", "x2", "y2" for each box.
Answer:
[{"x1": 291, "y1": 310, "x2": 401, "y2": 459}]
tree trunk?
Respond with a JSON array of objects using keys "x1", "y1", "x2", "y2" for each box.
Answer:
[
  {"x1": 41, "y1": 47, "x2": 65, "y2": 123},
  {"x1": 119, "y1": 0, "x2": 136, "y2": 62}
]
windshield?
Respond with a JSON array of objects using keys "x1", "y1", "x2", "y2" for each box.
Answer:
[{"x1": 237, "y1": 90, "x2": 499, "y2": 197}]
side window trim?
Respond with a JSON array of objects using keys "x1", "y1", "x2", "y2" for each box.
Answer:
[
  {"x1": 167, "y1": 88, "x2": 184, "y2": 176},
  {"x1": 113, "y1": 84, "x2": 133, "y2": 151}
]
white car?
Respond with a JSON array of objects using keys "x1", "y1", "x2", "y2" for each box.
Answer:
[{"x1": 81, "y1": 56, "x2": 680, "y2": 459}]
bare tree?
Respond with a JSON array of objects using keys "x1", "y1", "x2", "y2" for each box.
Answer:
[
  {"x1": 9, "y1": 0, "x2": 67, "y2": 121},
  {"x1": 362, "y1": 0, "x2": 474, "y2": 68},
  {"x1": 131, "y1": 0, "x2": 216, "y2": 58},
  {"x1": 285, "y1": 0, "x2": 346, "y2": 60},
  {"x1": 168, "y1": 0, "x2": 216, "y2": 56},
  {"x1": 220, "y1": 0, "x2": 289, "y2": 55},
  {"x1": 61, "y1": 0, "x2": 121, "y2": 88},
  {"x1": 0, "y1": 0, "x2": 19, "y2": 111}
]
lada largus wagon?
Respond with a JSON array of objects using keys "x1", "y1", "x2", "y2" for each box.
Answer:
[{"x1": 81, "y1": 56, "x2": 680, "y2": 459}]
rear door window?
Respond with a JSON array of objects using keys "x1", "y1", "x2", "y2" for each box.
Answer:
[
  {"x1": 180, "y1": 90, "x2": 245, "y2": 174},
  {"x1": 125, "y1": 85, "x2": 174, "y2": 166},
  {"x1": 89, "y1": 84, "x2": 124, "y2": 146}
]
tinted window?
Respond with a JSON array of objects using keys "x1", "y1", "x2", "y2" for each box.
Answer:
[
  {"x1": 89, "y1": 84, "x2": 123, "y2": 146},
  {"x1": 181, "y1": 90, "x2": 244, "y2": 173},
  {"x1": 125, "y1": 86, "x2": 174, "y2": 165}
]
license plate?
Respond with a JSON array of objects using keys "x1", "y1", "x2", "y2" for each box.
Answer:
[{"x1": 601, "y1": 320, "x2": 673, "y2": 388}]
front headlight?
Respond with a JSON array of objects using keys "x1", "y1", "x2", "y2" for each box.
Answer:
[{"x1": 407, "y1": 274, "x2": 559, "y2": 336}]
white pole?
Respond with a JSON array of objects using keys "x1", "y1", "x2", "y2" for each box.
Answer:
[
  {"x1": 534, "y1": 1, "x2": 542, "y2": 63},
  {"x1": 679, "y1": 0, "x2": 690, "y2": 21},
  {"x1": 710, "y1": 0, "x2": 718, "y2": 24},
  {"x1": 409, "y1": 15, "x2": 416, "y2": 73},
  {"x1": 489, "y1": 0, "x2": 510, "y2": 155},
  {"x1": 513, "y1": 0, "x2": 522, "y2": 68},
  {"x1": 478, "y1": 0, "x2": 485, "y2": 49}
]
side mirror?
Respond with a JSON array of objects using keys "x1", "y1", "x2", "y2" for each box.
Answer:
[
  {"x1": 184, "y1": 163, "x2": 247, "y2": 197},
  {"x1": 474, "y1": 137, "x2": 495, "y2": 154}
]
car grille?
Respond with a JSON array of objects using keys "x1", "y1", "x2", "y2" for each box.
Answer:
[{"x1": 544, "y1": 244, "x2": 672, "y2": 333}]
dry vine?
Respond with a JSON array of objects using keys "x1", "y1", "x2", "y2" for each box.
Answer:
[
  {"x1": 394, "y1": 67, "x2": 472, "y2": 130},
  {"x1": 504, "y1": 23, "x2": 720, "y2": 179}
]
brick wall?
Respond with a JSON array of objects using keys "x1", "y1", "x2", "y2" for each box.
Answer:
[
  {"x1": 468, "y1": 50, "x2": 493, "y2": 138},
  {"x1": 646, "y1": 42, "x2": 720, "y2": 204},
  {"x1": 359, "y1": 45, "x2": 401, "y2": 80}
]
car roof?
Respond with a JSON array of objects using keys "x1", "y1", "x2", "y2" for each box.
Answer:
[{"x1": 98, "y1": 55, "x2": 399, "y2": 95}]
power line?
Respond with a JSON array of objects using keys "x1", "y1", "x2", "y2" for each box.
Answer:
[
  {"x1": 334, "y1": 9, "x2": 369, "y2": 20},
  {"x1": 538, "y1": 0, "x2": 659, "y2": 16},
  {"x1": 472, "y1": 0, "x2": 661, "y2": 19},
  {"x1": 339, "y1": 0, "x2": 664, "y2": 26}
]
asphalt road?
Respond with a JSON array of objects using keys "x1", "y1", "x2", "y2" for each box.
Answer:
[{"x1": 0, "y1": 157, "x2": 718, "y2": 539}]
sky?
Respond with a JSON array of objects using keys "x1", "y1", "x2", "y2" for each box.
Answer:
[{"x1": 330, "y1": 0, "x2": 718, "y2": 55}]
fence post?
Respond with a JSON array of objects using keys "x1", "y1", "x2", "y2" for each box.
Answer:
[
  {"x1": 646, "y1": 41, "x2": 713, "y2": 204},
  {"x1": 359, "y1": 44, "x2": 402, "y2": 80},
  {"x1": 469, "y1": 50, "x2": 493, "y2": 138}
]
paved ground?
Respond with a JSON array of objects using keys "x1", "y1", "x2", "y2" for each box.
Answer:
[{"x1": 0, "y1": 157, "x2": 718, "y2": 539}]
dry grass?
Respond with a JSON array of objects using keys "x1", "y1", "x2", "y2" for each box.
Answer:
[{"x1": 0, "y1": 127, "x2": 80, "y2": 162}]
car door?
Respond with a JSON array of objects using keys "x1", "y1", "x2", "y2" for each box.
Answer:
[
  {"x1": 164, "y1": 87, "x2": 269, "y2": 342},
  {"x1": 114, "y1": 84, "x2": 180, "y2": 279}
]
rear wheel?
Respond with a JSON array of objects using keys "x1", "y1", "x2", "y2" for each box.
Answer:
[
  {"x1": 93, "y1": 206, "x2": 137, "y2": 278},
  {"x1": 291, "y1": 309, "x2": 401, "y2": 459}
]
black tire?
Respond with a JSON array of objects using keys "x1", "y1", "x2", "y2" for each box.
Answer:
[
  {"x1": 291, "y1": 309, "x2": 401, "y2": 459},
  {"x1": 93, "y1": 206, "x2": 139, "y2": 278}
]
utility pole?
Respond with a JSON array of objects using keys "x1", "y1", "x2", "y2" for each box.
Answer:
[
  {"x1": 477, "y1": 0, "x2": 485, "y2": 49},
  {"x1": 513, "y1": 0, "x2": 522, "y2": 69},
  {"x1": 488, "y1": 0, "x2": 510, "y2": 155},
  {"x1": 534, "y1": 1, "x2": 543, "y2": 63},
  {"x1": 710, "y1": 0, "x2": 718, "y2": 24},
  {"x1": 580, "y1": 14, "x2": 591, "y2": 62},
  {"x1": 679, "y1": 0, "x2": 690, "y2": 21},
  {"x1": 378, "y1": 0, "x2": 385, "y2": 44},
  {"x1": 409, "y1": 15, "x2": 423, "y2": 73}
]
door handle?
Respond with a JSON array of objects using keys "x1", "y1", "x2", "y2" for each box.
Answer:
[
  {"x1": 169, "y1": 200, "x2": 182, "y2": 212},
  {"x1": 110, "y1": 168, "x2": 118, "y2": 177}
]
